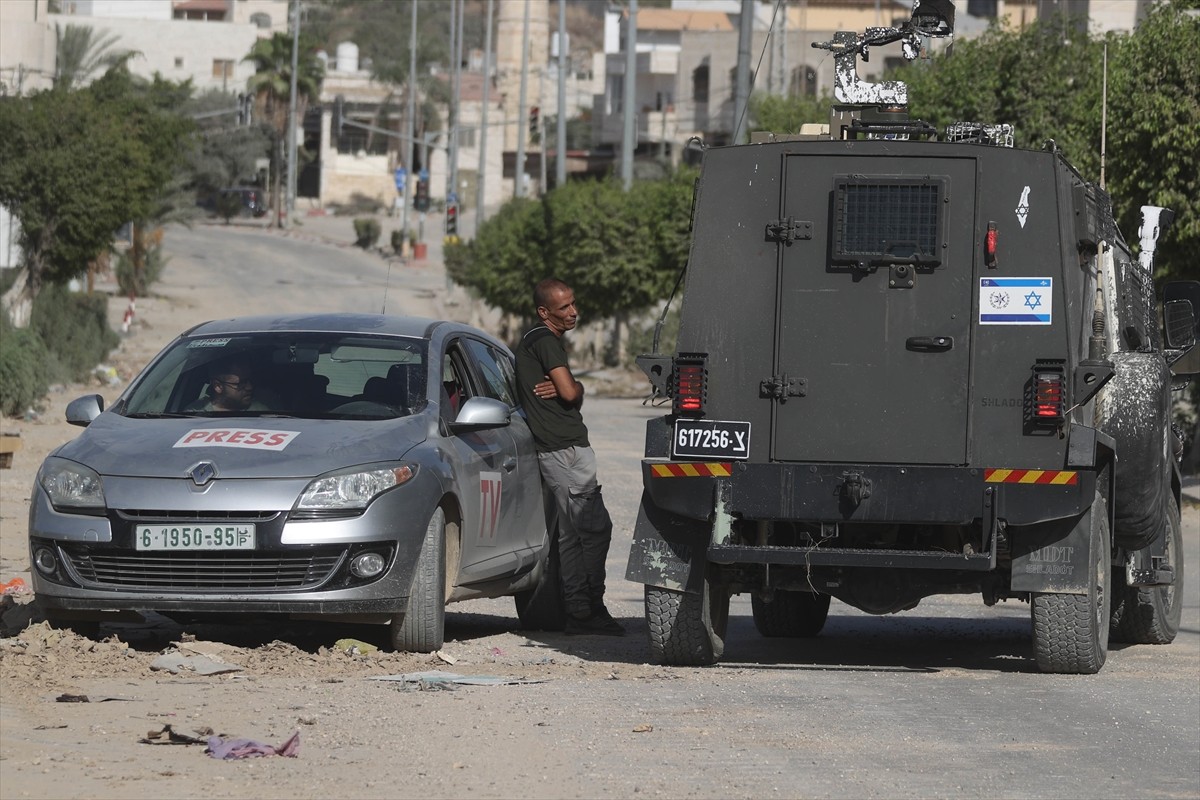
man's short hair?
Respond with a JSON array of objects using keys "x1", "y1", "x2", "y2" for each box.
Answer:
[
  {"x1": 534, "y1": 278, "x2": 570, "y2": 310},
  {"x1": 208, "y1": 357, "x2": 252, "y2": 382}
]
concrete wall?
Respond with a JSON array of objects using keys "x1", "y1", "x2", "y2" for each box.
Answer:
[{"x1": 0, "y1": 0, "x2": 57, "y2": 94}]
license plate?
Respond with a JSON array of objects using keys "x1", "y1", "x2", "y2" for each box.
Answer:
[
  {"x1": 135, "y1": 524, "x2": 256, "y2": 551},
  {"x1": 672, "y1": 419, "x2": 751, "y2": 460}
]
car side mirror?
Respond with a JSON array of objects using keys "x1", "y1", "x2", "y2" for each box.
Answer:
[
  {"x1": 449, "y1": 396, "x2": 511, "y2": 432},
  {"x1": 66, "y1": 394, "x2": 105, "y2": 427}
]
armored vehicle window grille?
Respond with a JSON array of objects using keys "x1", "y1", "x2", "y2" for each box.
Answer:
[{"x1": 832, "y1": 177, "x2": 946, "y2": 268}]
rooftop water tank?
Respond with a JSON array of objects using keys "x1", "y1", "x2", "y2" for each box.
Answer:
[{"x1": 336, "y1": 42, "x2": 359, "y2": 73}]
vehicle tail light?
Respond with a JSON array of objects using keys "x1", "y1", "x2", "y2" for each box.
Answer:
[
  {"x1": 985, "y1": 221, "x2": 998, "y2": 268},
  {"x1": 1032, "y1": 363, "x2": 1065, "y2": 422},
  {"x1": 673, "y1": 355, "x2": 707, "y2": 416}
]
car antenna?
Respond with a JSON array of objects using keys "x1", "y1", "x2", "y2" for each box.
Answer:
[
  {"x1": 381, "y1": 256, "x2": 394, "y2": 314},
  {"x1": 1100, "y1": 41, "x2": 1108, "y2": 189}
]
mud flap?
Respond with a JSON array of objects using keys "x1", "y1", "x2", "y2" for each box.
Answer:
[
  {"x1": 1011, "y1": 501, "x2": 1103, "y2": 594},
  {"x1": 625, "y1": 492, "x2": 709, "y2": 594}
]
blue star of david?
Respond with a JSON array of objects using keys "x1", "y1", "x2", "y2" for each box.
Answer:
[{"x1": 1023, "y1": 291, "x2": 1043, "y2": 311}]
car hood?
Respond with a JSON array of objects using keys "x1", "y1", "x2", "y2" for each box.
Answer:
[{"x1": 53, "y1": 413, "x2": 430, "y2": 479}]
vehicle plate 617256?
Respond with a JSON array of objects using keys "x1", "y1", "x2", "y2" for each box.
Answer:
[
  {"x1": 672, "y1": 419, "x2": 751, "y2": 460},
  {"x1": 136, "y1": 525, "x2": 256, "y2": 551}
]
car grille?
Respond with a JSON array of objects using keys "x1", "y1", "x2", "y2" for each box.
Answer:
[
  {"x1": 60, "y1": 546, "x2": 346, "y2": 592},
  {"x1": 115, "y1": 509, "x2": 280, "y2": 522}
]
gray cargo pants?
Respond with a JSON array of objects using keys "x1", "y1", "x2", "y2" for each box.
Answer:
[{"x1": 537, "y1": 445, "x2": 613, "y2": 619}]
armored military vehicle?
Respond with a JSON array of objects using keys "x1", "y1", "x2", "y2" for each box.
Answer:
[{"x1": 626, "y1": 0, "x2": 1198, "y2": 674}]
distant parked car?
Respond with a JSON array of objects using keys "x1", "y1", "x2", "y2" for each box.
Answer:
[{"x1": 28, "y1": 313, "x2": 565, "y2": 650}]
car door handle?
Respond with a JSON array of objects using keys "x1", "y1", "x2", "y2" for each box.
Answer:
[
  {"x1": 906, "y1": 336, "x2": 953, "y2": 352},
  {"x1": 502, "y1": 457, "x2": 517, "y2": 473}
]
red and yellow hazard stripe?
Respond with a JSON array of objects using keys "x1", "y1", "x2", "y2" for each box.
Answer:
[
  {"x1": 984, "y1": 468, "x2": 1078, "y2": 485},
  {"x1": 649, "y1": 462, "x2": 733, "y2": 478}
]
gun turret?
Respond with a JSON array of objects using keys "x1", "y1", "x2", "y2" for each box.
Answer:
[{"x1": 812, "y1": 0, "x2": 954, "y2": 138}]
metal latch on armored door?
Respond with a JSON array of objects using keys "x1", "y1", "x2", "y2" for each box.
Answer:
[
  {"x1": 759, "y1": 374, "x2": 807, "y2": 402},
  {"x1": 765, "y1": 217, "x2": 813, "y2": 243}
]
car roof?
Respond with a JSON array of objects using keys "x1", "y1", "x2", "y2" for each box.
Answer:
[{"x1": 183, "y1": 313, "x2": 477, "y2": 342}]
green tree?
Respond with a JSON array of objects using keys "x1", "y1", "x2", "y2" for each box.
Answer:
[
  {"x1": 1105, "y1": 0, "x2": 1200, "y2": 279},
  {"x1": 89, "y1": 70, "x2": 196, "y2": 295},
  {"x1": 448, "y1": 172, "x2": 697, "y2": 363},
  {"x1": 749, "y1": 92, "x2": 831, "y2": 134},
  {"x1": 447, "y1": 197, "x2": 547, "y2": 319},
  {"x1": 0, "y1": 85, "x2": 148, "y2": 325},
  {"x1": 184, "y1": 88, "x2": 272, "y2": 204},
  {"x1": 903, "y1": 15, "x2": 1105, "y2": 174},
  {"x1": 244, "y1": 32, "x2": 325, "y2": 226}
]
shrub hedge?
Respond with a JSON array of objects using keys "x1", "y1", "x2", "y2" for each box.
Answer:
[
  {"x1": 0, "y1": 318, "x2": 50, "y2": 417},
  {"x1": 353, "y1": 217, "x2": 381, "y2": 249},
  {"x1": 0, "y1": 283, "x2": 121, "y2": 416}
]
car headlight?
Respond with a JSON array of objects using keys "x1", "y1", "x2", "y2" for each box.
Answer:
[
  {"x1": 296, "y1": 465, "x2": 416, "y2": 511},
  {"x1": 39, "y1": 457, "x2": 106, "y2": 512}
]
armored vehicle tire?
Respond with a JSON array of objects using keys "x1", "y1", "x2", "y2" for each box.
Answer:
[
  {"x1": 751, "y1": 590, "x2": 831, "y2": 637},
  {"x1": 515, "y1": 534, "x2": 566, "y2": 631},
  {"x1": 1030, "y1": 495, "x2": 1110, "y2": 674},
  {"x1": 391, "y1": 507, "x2": 447, "y2": 652},
  {"x1": 1110, "y1": 499, "x2": 1183, "y2": 645},
  {"x1": 646, "y1": 578, "x2": 729, "y2": 666}
]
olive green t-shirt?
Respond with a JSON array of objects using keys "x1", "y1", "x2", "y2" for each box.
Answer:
[{"x1": 515, "y1": 326, "x2": 590, "y2": 452}]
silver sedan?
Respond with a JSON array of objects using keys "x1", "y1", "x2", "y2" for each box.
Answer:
[{"x1": 28, "y1": 313, "x2": 564, "y2": 650}]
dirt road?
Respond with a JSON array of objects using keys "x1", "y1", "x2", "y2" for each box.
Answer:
[{"x1": 2, "y1": 223, "x2": 1197, "y2": 800}]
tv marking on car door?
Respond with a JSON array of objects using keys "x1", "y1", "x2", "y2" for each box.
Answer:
[{"x1": 479, "y1": 471, "x2": 502, "y2": 540}]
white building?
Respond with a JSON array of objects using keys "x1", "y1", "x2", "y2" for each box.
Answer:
[{"x1": 49, "y1": 0, "x2": 287, "y2": 93}]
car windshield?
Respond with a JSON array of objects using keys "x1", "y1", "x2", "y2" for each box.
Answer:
[{"x1": 119, "y1": 332, "x2": 428, "y2": 420}]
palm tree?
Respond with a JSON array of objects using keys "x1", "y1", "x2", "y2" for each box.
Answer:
[
  {"x1": 55, "y1": 23, "x2": 137, "y2": 90},
  {"x1": 243, "y1": 31, "x2": 324, "y2": 226}
]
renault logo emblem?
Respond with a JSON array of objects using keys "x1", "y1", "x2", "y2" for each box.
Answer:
[{"x1": 189, "y1": 462, "x2": 217, "y2": 486}]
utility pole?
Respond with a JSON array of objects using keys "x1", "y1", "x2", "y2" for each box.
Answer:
[
  {"x1": 621, "y1": 0, "x2": 636, "y2": 191},
  {"x1": 734, "y1": 0, "x2": 752, "y2": 144},
  {"x1": 449, "y1": 0, "x2": 463, "y2": 204},
  {"x1": 514, "y1": 0, "x2": 530, "y2": 199},
  {"x1": 555, "y1": 0, "x2": 567, "y2": 188},
  {"x1": 476, "y1": 0, "x2": 494, "y2": 233},
  {"x1": 285, "y1": 0, "x2": 300, "y2": 227},
  {"x1": 402, "y1": 0, "x2": 417, "y2": 242}
]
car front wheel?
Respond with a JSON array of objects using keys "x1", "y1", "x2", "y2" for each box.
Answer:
[{"x1": 391, "y1": 507, "x2": 447, "y2": 652}]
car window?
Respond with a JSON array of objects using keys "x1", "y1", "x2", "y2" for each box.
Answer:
[
  {"x1": 463, "y1": 338, "x2": 517, "y2": 406},
  {"x1": 120, "y1": 333, "x2": 426, "y2": 419}
]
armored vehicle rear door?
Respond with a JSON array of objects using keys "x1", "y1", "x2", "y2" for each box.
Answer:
[{"x1": 773, "y1": 154, "x2": 976, "y2": 464}]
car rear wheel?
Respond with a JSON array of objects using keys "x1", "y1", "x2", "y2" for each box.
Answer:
[
  {"x1": 391, "y1": 507, "x2": 446, "y2": 652},
  {"x1": 1110, "y1": 498, "x2": 1183, "y2": 645},
  {"x1": 751, "y1": 590, "x2": 831, "y2": 637},
  {"x1": 646, "y1": 572, "x2": 728, "y2": 666},
  {"x1": 1031, "y1": 493, "x2": 1110, "y2": 674}
]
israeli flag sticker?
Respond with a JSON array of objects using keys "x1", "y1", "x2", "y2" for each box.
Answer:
[{"x1": 979, "y1": 277, "x2": 1052, "y2": 325}]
